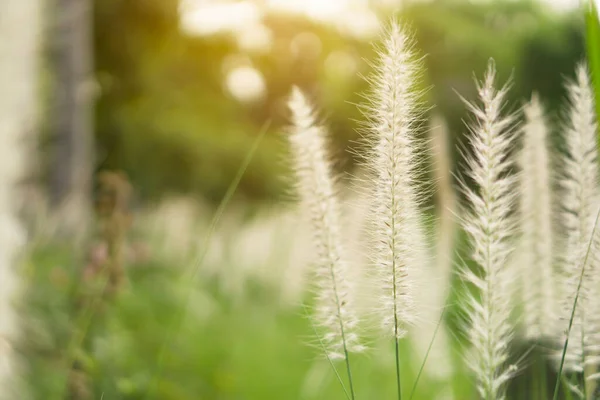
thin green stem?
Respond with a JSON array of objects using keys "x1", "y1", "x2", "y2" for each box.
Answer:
[
  {"x1": 59, "y1": 263, "x2": 113, "y2": 398},
  {"x1": 395, "y1": 336, "x2": 402, "y2": 400},
  {"x1": 343, "y1": 347, "x2": 356, "y2": 400},
  {"x1": 409, "y1": 308, "x2": 447, "y2": 400},
  {"x1": 564, "y1": 375, "x2": 575, "y2": 400},
  {"x1": 328, "y1": 265, "x2": 356, "y2": 400},
  {"x1": 144, "y1": 121, "x2": 270, "y2": 398},
  {"x1": 390, "y1": 150, "x2": 401, "y2": 400},
  {"x1": 385, "y1": 40, "x2": 403, "y2": 400},
  {"x1": 538, "y1": 349, "x2": 548, "y2": 400},
  {"x1": 581, "y1": 310, "x2": 588, "y2": 400},
  {"x1": 552, "y1": 206, "x2": 600, "y2": 400},
  {"x1": 304, "y1": 306, "x2": 351, "y2": 400},
  {"x1": 391, "y1": 251, "x2": 402, "y2": 400}
]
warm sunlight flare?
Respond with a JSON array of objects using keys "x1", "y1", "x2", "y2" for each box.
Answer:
[
  {"x1": 225, "y1": 66, "x2": 266, "y2": 102},
  {"x1": 179, "y1": 0, "x2": 588, "y2": 42},
  {"x1": 180, "y1": 1, "x2": 261, "y2": 35},
  {"x1": 266, "y1": 0, "x2": 355, "y2": 21},
  {"x1": 180, "y1": 0, "x2": 380, "y2": 38}
]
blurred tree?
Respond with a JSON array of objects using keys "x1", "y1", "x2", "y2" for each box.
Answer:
[
  {"x1": 91, "y1": 0, "x2": 586, "y2": 205},
  {"x1": 48, "y1": 0, "x2": 95, "y2": 229},
  {"x1": 0, "y1": 0, "x2": 41, "y2": 397}
]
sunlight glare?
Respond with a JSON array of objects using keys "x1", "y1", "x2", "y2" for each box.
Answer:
[
  {"x1": 267, "y1": 0, "x2": 350, "y2": 21},
  {"x1": 225, "y1": 66, "x2": 266, "y2": 102},
  {"x1": 180, "y1": 0, "x2": 261, "y2": 35}
]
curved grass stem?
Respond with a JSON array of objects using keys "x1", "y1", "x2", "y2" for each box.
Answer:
[
  {"x1": 304, "y1": 306, "x2": 351, "y2": 400},
  {"x1": 144, "y1": 121, "x2": 270, "y2": 399},
  {"x1": 409, "y1": 308, "x2": 447, "y2": 400}
]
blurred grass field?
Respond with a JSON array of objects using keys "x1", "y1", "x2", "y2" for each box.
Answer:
[
  {"x1": 10, "y1": 0, "x2": 600, "y2": 399},
  {"x1": 22, "y1": 226, "x2": 470, "y2": 399},
  {"x1": 20, "y1": 197, "x2": 573, "y2": 400}
]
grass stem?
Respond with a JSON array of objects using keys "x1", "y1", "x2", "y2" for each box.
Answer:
[
  {"x1": 395, "y1": 336, "x2": 402, "y2": 400},
  {"x1": 552, "y1": 206, "x2": 600, "y2": 400},
  {"x1": 343, "y1": 347, "x2": 356, "y2": 400},
  {"x1": 305, "y1": 305, "x2": 351, "y2": 400},
  {"x1": 538, "y1": 349, "x2": 548, "y2": 400},
  {"x1": 409, "y1": 308, "x2": 447, "y2": 400},
  {"x1": 144, "y1": 121, "x2": 270, "y2": 399}
]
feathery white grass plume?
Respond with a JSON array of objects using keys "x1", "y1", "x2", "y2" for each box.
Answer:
[
  {"x1": 364, "y1": 21, "x2": 427, "y2": 341},
  {"x1": 556, "y1": 64, "x2": 600, "y2": 381},
  {"x1": 458, "y1": 61, "x2": 518, "y2": 400},
  {"x1": 403, "y1": 115, "x2": 455, "y2": 383},
  {"x1": 517, "y1": 95, "x2": 557, "y2": 340},
  {"x1": 430, "y1": 113, "x2": 456, "y2": 302},
  {"x1": 287, "y1": 87, "x2": 364, "y2": 361}
]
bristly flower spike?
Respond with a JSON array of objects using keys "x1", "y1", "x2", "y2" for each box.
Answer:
[
  {"x1": 287, "y1": 87, "x2": 364, "y2": 397},
  {"x1": 555, "y1": 64, "x2": 600, "y2": 388},
  {"x1": 365, "y1": 20, "x2": 427, "y2": 342},
  {"x1": 458, "y1": 61, "x2": 519, "y2": 400},
  {"x1": 362, "y1": 21, "x2": 429, "y2": 399},
  {"x1": 518, "y1": 95, "x2": 557, "y2": 340}
]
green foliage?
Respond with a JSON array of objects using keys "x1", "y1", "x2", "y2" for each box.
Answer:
[
  {"x1": 586, "y1": 0, "x2": 600, "y2": 129},
  {"x1": 22, "y1": 232, "x2": 574, "y2": 399},
  {"x1": 94, "y1": 0, "x2": 282, "y2": 203},
  {"x1": 92, "y1": 0, "x2": 586, "y2": 205},
  {"x1": 23, "y1": 244, "x2": 461, "y2": 399}
]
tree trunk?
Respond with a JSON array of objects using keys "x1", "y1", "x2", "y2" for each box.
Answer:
[
  {"x1": 0, "y1": 0, "x2": 41, "y2": 397},
  {"x1": 49, "y1": 0, "x2": 94, "y2": 231}
]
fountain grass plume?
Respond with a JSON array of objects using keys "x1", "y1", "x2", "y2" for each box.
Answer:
[
  {"x1": 457, "y1": 61, "x2": 519, "y2": 400},
  {"x1": 518, "y1": 95, "x2": 557, "y2": 340},
  {"x1": 287, "y1": 87, "x2": 364, "y2": 398},
  {"x1": 555, "y1": 65, "x2": 600, "y2": 390},
  {"x1": 360, "y1": 21, "x2": 430, "y2": 399}
]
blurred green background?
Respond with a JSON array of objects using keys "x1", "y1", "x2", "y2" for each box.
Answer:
[
  {"x1": 26, "y1": 0, "x2": 598, "y2": 399},
  {"x1": 88, "y1": 0, "x2": 586, "y2": 204}
]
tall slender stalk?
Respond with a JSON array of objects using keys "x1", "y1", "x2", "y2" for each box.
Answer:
[
  {"x1": 518, "y1": 96, "x2": 556, "y2": 340},
  {"x1": 330, "y1": 265, "x2": 357, "y2": 399},
  {"x1": 585, "y1": 0, "x2": 600, "y2": 133},
  {"x1": 305, "y1": 305, "x2": 352, "y2": 400},
  {"x1": 457, "y1": 61, "x2": 518, "y2": 400},
  {"x1": 553, "y1": 207, "x2": 600, "y2": 400},
  {"x1": 395, "y1": 335, "x2": 402, "y2": 400},
  {"x1": 145, "y1": 121, "x2": 270, "y2": 398},
  {"x1": 554, "y1": 66, "x2": 600, "y2": 396},
  {"x1": 362, "y1": 21, "x2": 427, "y2": 400},
  {"x1": 409, "y1": 308, "x2": 447, "y2": 400},
  {"x1": 287, "y1": 88, "x2": 363, "y2": 399}
]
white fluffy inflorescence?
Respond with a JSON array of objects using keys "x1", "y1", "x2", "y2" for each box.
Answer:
[
  {"x1": 556, "y1": 65, "x2": 600, "y2": 381},
  {"x1": 518, "y1": 96, "x2": 557, "y2": 340},
  {"x1": 365, "y1": 22, "x2": 426, "y2": 339},
  {"x1": 459, "y1": 62, "x2": 518, "y2": 400},
  {"x1": 287, "y1": 87, "x2": 363, "y2": 360}
]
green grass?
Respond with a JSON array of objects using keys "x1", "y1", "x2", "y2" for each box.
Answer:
[
  {"x1": 22, "y1": 226, "x2": 580, "y2": 399},
  {"x1": 23, "y1": 243, "x2": 466, "y2": 400},
  {"x1": 587, "y1": 0, "x2": 600, "y2": 128}
]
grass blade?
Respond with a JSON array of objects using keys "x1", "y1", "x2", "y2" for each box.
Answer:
[
  {"x1": 303, "y1": 305, "x2": 352, "y2": 400},
  {"x1": 145, "y1": 121, "x2": 271, "y2": 398},
  {"x1": 408, "y1": 307, "x2": 447, "y2": 400},
  {"x1": 586, "y1": 0, "x2": 600, "y2": 130},
  {"x1": 552, "y1": 205, "x2": 600, "y2": 400}
]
